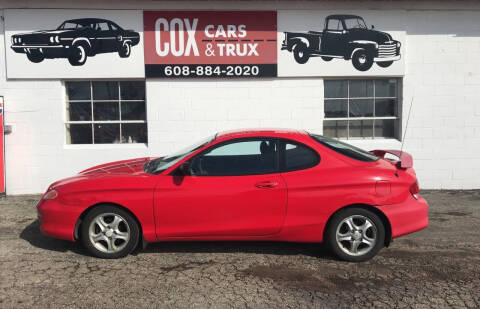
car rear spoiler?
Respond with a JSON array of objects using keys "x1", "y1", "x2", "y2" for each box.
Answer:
[{"x1": 370, "y1": 149, "x2": 413, "y2": 169}]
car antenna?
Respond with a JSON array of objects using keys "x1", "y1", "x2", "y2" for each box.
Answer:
[{"x1": 400, "y1": 95, "x2": 415, "y2": 157}]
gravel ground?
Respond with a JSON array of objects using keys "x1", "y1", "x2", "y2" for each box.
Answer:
[{"x1": 1, "y1": 190, "x2": 479, "y2": 308}]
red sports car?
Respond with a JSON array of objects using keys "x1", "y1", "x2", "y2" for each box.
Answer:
[{"x1": 37, "y1": 129, "x2": 428, "y2": 262}]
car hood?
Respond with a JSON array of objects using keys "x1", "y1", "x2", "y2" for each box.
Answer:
[
  {"x1": 349, "y1": 28, "x2": 393, "y2": 43},
  {"x1": 16, "y1": 29, "x2": 77, "y2": 37}
]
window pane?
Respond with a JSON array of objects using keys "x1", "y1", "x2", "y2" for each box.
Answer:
[
  {"x1": 121, "y1": 123, "x2": 147, "y2": 144},
  {"x1": 325, "y1": 99, "x2": 347, "y2": 118},
  {"x1": 193, "y1": 139, "x2": 278, "y2": 176},
  {"x1": 375, "y1": 119, "x2": 395, "y2": 138},
  {"x1": 93, "y1": 102, "x2": 119, "y2": 121},
  {"x1": 68, "y1": 102, "x2": 91, "y2": 121},
  {"x1": 323, "y1": 120, "x2": 347, "y2": 138},
  {"x1": 67, "y1": 82, "x2": 90, "y2": 100},
  {"x1": 375, "y1": 79, "x2": 397, "y2": 97},
  {"x1": 349, "y1": 80, "x2": 373, "y2": 97},
  {"x1": 324, "y1": 80, "x2": 348, "y2": 98},
  {"x1": 120, "y1": 81, "x2": 145, "y2": 100},
  {"x1": 349, "y1": 120, "x2": 374, "y2": 138},
  {"x1": 94, "y1": 123, "x2": 120, "y2": 144},
  {"x1": 92, "y1": 81, "x2": 119, "y2": 100},
  {"x1": 375, "y1": 98, "x2": 396, "y2": 117},
  {"x1": 284, "y1": 142, "x2": 319, "y2": 171},
  {"x1": 121, "y1": 101, "x2": 146, "y2": 120},
  {"x1": 68, "y1": 124, "x2": 92, "y2": 144},
  {"x1": 349, "y1": 99, "x2": 374, "y2": 117}
]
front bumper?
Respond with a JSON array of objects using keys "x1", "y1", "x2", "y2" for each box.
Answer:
[
  {"x1": 376, "y1": 194, "x2": 428, "y2": 239},
  {"x1": 36, "y1": 197, "x2": 82, "y2": 242},
  {"x1": 11, "y1": 45, "x2": 65, "y2": 53},
  {"x1": 375, "y1": 54, "x2": 401, "y2": 62}
]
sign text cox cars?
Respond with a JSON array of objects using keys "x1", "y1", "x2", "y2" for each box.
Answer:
[{"x1": 143, "y1": 11, "x2": 277, "y2": 78}]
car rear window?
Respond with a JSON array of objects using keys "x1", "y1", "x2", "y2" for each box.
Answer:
[{"x1": 309, "y1": 134, "x2": 378, "y2": 162}]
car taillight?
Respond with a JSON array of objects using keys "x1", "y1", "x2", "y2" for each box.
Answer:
[{"x1": 410, "y1": 180, "x2": 419, "y2": 199}]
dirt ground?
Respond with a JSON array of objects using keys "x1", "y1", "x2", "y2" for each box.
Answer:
[{"x1": 1, "y1": 190, "x2": 479, "y2": 308}]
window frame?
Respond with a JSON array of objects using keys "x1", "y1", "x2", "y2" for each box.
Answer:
[
  {"x1": 180, "y1": 137, "x2": 281, "y2": 177},
  {"x1": 278, "y1": 138, "x2": 320, "y2": 173},
  {"x1": 65, "y1": 80, "x2": 147, "y2": 145},
  {"x1": 323, "y1": 78, "x2": 401, "y2": 140}
]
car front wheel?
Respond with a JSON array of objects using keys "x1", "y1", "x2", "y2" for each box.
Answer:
[
  {"x1": 326, "y1": 207, "x2": 385, "y2": 262},
  {"x1": 26, "y1": 50, "x2": 45, "y2": 63},
  {"x1": 80, "y1": 205, "x2": 139, "y2": 259},
  {"x1": 351, "y1": 49, "x2": 374, "y2": 71},
  {"x1": 377, "y1": 61, "x2": 393, "y2": 68}
]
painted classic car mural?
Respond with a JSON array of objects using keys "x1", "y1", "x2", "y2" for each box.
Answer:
[
  {"x1": 281, "y1": 14, "x2": 401, "y2": 71},
  {"x1": 10, "y1": 18, "x2": 140, "y2": 66}
]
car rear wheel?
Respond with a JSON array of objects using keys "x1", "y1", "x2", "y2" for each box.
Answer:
[
  {"x1": 118, "y1": 41, "x2": 132, "y2": 58},
  {"x1": 26, "y1": 50, "x2": 44, "y2": 63},
  {"x1": 68, "y1": 44, "x2": 88, "y2": 66},
  {"x1": 326, "y1": 207, "x2": 385, "y2": 262},
  {"x1": 293, "y1": 43, "x2": 310, "y2": 64},
  {"x1": 80, "y1": 205, "x2": 139, "y2": 259}
]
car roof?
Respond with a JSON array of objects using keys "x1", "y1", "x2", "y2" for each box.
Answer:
[
  {"x1": 65, "y1": 18, "x2": 112, "y2": 23},
  {"x1": 215, "y1": 128, "x2": 308, "y2": 140},
  {"x1": 326, "y1": 14, "x2": 362, "y2": 20}
]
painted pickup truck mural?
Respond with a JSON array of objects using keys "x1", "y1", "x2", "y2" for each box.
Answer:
[
  {"x1": 10, "y1": 18, "x2": 140, "y2": 66},
  {"x1": 281, "y1": 14, "x2": 401, "y2": 71}
]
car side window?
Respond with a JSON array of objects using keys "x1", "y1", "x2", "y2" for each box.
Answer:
[
  {"x1": 97, "y1": 22, "x2": 110, "y2": 31},
  {"x1": 109, "y1": 23, "x2": 119, "y2": 31},
  {"x1": 281, "y1": 140, "x2": 320, "y2": 172},
  {"x1": 190, "y1": 138, "x2": 279, "y2": 176},
  {"x1": 327, "y1": 19, "x2": 342, "y2": 31}
]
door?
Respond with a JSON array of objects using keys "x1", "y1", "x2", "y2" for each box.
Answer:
[
  {"x1": 322, "y1": 18, "x2": 347, "y2": 55},
  {"x1": 154, "y1": 138, "x2": 287, "y2": 237},
  {"x1": 94, "y1": 21, "x2": 117, "y2": 53}
]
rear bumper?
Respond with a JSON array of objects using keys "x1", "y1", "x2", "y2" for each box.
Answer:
[
  {"x1": 376, "y1": 194, "x2": 428, "y2": 239},
  {"x1": 36, "y1": 198, "x2": 81, "y2": 242}
]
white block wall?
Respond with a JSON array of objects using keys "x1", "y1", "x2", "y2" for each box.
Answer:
[{"x1": 1, "y1": 1, "x2": 480, "y2": 193}]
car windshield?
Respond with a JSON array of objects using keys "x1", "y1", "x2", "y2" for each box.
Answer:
[
  {"x1": 309, "y1": 134, "x2": 378, "y2": 162},
  {"x1": 344, "y1": 18, "x2": 367, "y2": 29},
  {"x1": 143, "y1": 135, "x2": 215, "y2": 174}
]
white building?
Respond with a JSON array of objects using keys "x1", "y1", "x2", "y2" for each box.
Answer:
[{"x1": 0, "y1": 0, "x2": 479, "y2": 194}]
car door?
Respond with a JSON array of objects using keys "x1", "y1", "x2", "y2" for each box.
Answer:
[
  {"x1": 322, "y1": 18, "x2": 346, "y2": 55},
  {"x1": 154, "y1": 138, "x2": 287, "y2": 237},
  {"x1": 94, "y1": 21, "x2": 116, "y2": 53}
]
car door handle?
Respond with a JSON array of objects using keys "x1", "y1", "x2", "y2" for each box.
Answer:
[{"x1": 255, "y1": 181, "x2": 278, "y2": 189}]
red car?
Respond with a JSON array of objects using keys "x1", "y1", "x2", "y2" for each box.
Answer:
[{"x1": 37, "y1": 129, "x2": 428, "y2": 262}]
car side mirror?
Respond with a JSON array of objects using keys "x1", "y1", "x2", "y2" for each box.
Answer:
[
  {"x1": 178, "y1": 161, "x2": 191, "y2": 176},
  {"x1": 371, "y1": 25, "x2": 375, "y2": 29}
]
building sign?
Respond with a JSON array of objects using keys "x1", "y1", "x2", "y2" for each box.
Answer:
[
  {"x1": 277, "y1": 10, "x2": 406, "y2": 77},
  {"x1": 4, "y1": 9, "x2": 145, "y2": 79},
  {"x1": 143, "y1": 11, "x2": 277, "y2": 78}
]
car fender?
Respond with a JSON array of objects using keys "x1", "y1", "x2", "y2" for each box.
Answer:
[
  {"x1": 72, "y1": 37, "x2": 91, "y2": 48},
  {"x1": 289, "y1": 37, "x2": 310, "y2": 50},
  {"x1": 348, "y1": 41, "x2": 377, "y2": 59}
]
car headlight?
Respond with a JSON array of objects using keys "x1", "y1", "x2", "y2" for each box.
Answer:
[
  {"x1": 43, "y1": 189, "x2": 58, "y2": 200},
  {"x1": 55, "y1": 35, "x2": 60, "y2": 43},
  {"x1": 49, "y1": 36, "x2": 54, "y2": 43},
  {"x1": 396, "y1": 41, "x2": 401, "y2": 48}
]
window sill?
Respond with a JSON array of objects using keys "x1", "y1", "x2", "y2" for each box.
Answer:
[
  {"x1": 339, "y1": 139, "x2": 401, "y2": 151},
  {"x1": 64, "y1": 143, "x2": 148, "y2": 150}
]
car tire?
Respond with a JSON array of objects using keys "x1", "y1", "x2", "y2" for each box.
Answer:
[
  {"x1": 80, "y1": 205, "x2": 140, "y2": 259},
  {"x1": 321, "y1": 56, "x2": 333, "y2": 61},
  {"x1": 377, "y1": 61, "x2": 393, "y2": 68},
  {"x1": 325, "y1": 207, "x2": 385, "y2": 262},
  {"x1": 351, "y1": 49, "x2": 374, "y2": 71},
  {"x1": 118, "y1": 41, "x2": 132, "y2": 58},
  {"x1": 68, "y1": 43, "x2": 88, "y2": 66},
  {"x1": 26, "y1": 50, "x2": 44, "y2": 63},
  {"x1": 293, "y1": 43, "x2": 310, "y2": 64}
]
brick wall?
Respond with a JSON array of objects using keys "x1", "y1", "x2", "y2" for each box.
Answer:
[{"x1": 1, "y1": 2, "x2": 480, "y2": 193}]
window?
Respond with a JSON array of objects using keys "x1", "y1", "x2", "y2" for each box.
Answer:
[
  {"x1": 96, "y1": 22, "x2": 109, "y2": 31},
  {"x1": 327, "y1": 19, "x2": 343, "y2": 30},
  {"x1": 190, "y1": 138, "x2": 279, "y2": 176},
  {"x1": 310, "y1": 134, "x2": 378, "y2": 162},
  {"x1": 323, "y1": 79, "x2": 400, "y2": 139},
  {"x1": 66, "y1": 81, "x2": 147, "y2": 144},
  {"x1": 281, "y1": 140, "x2": 319, "y2": 172}
]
